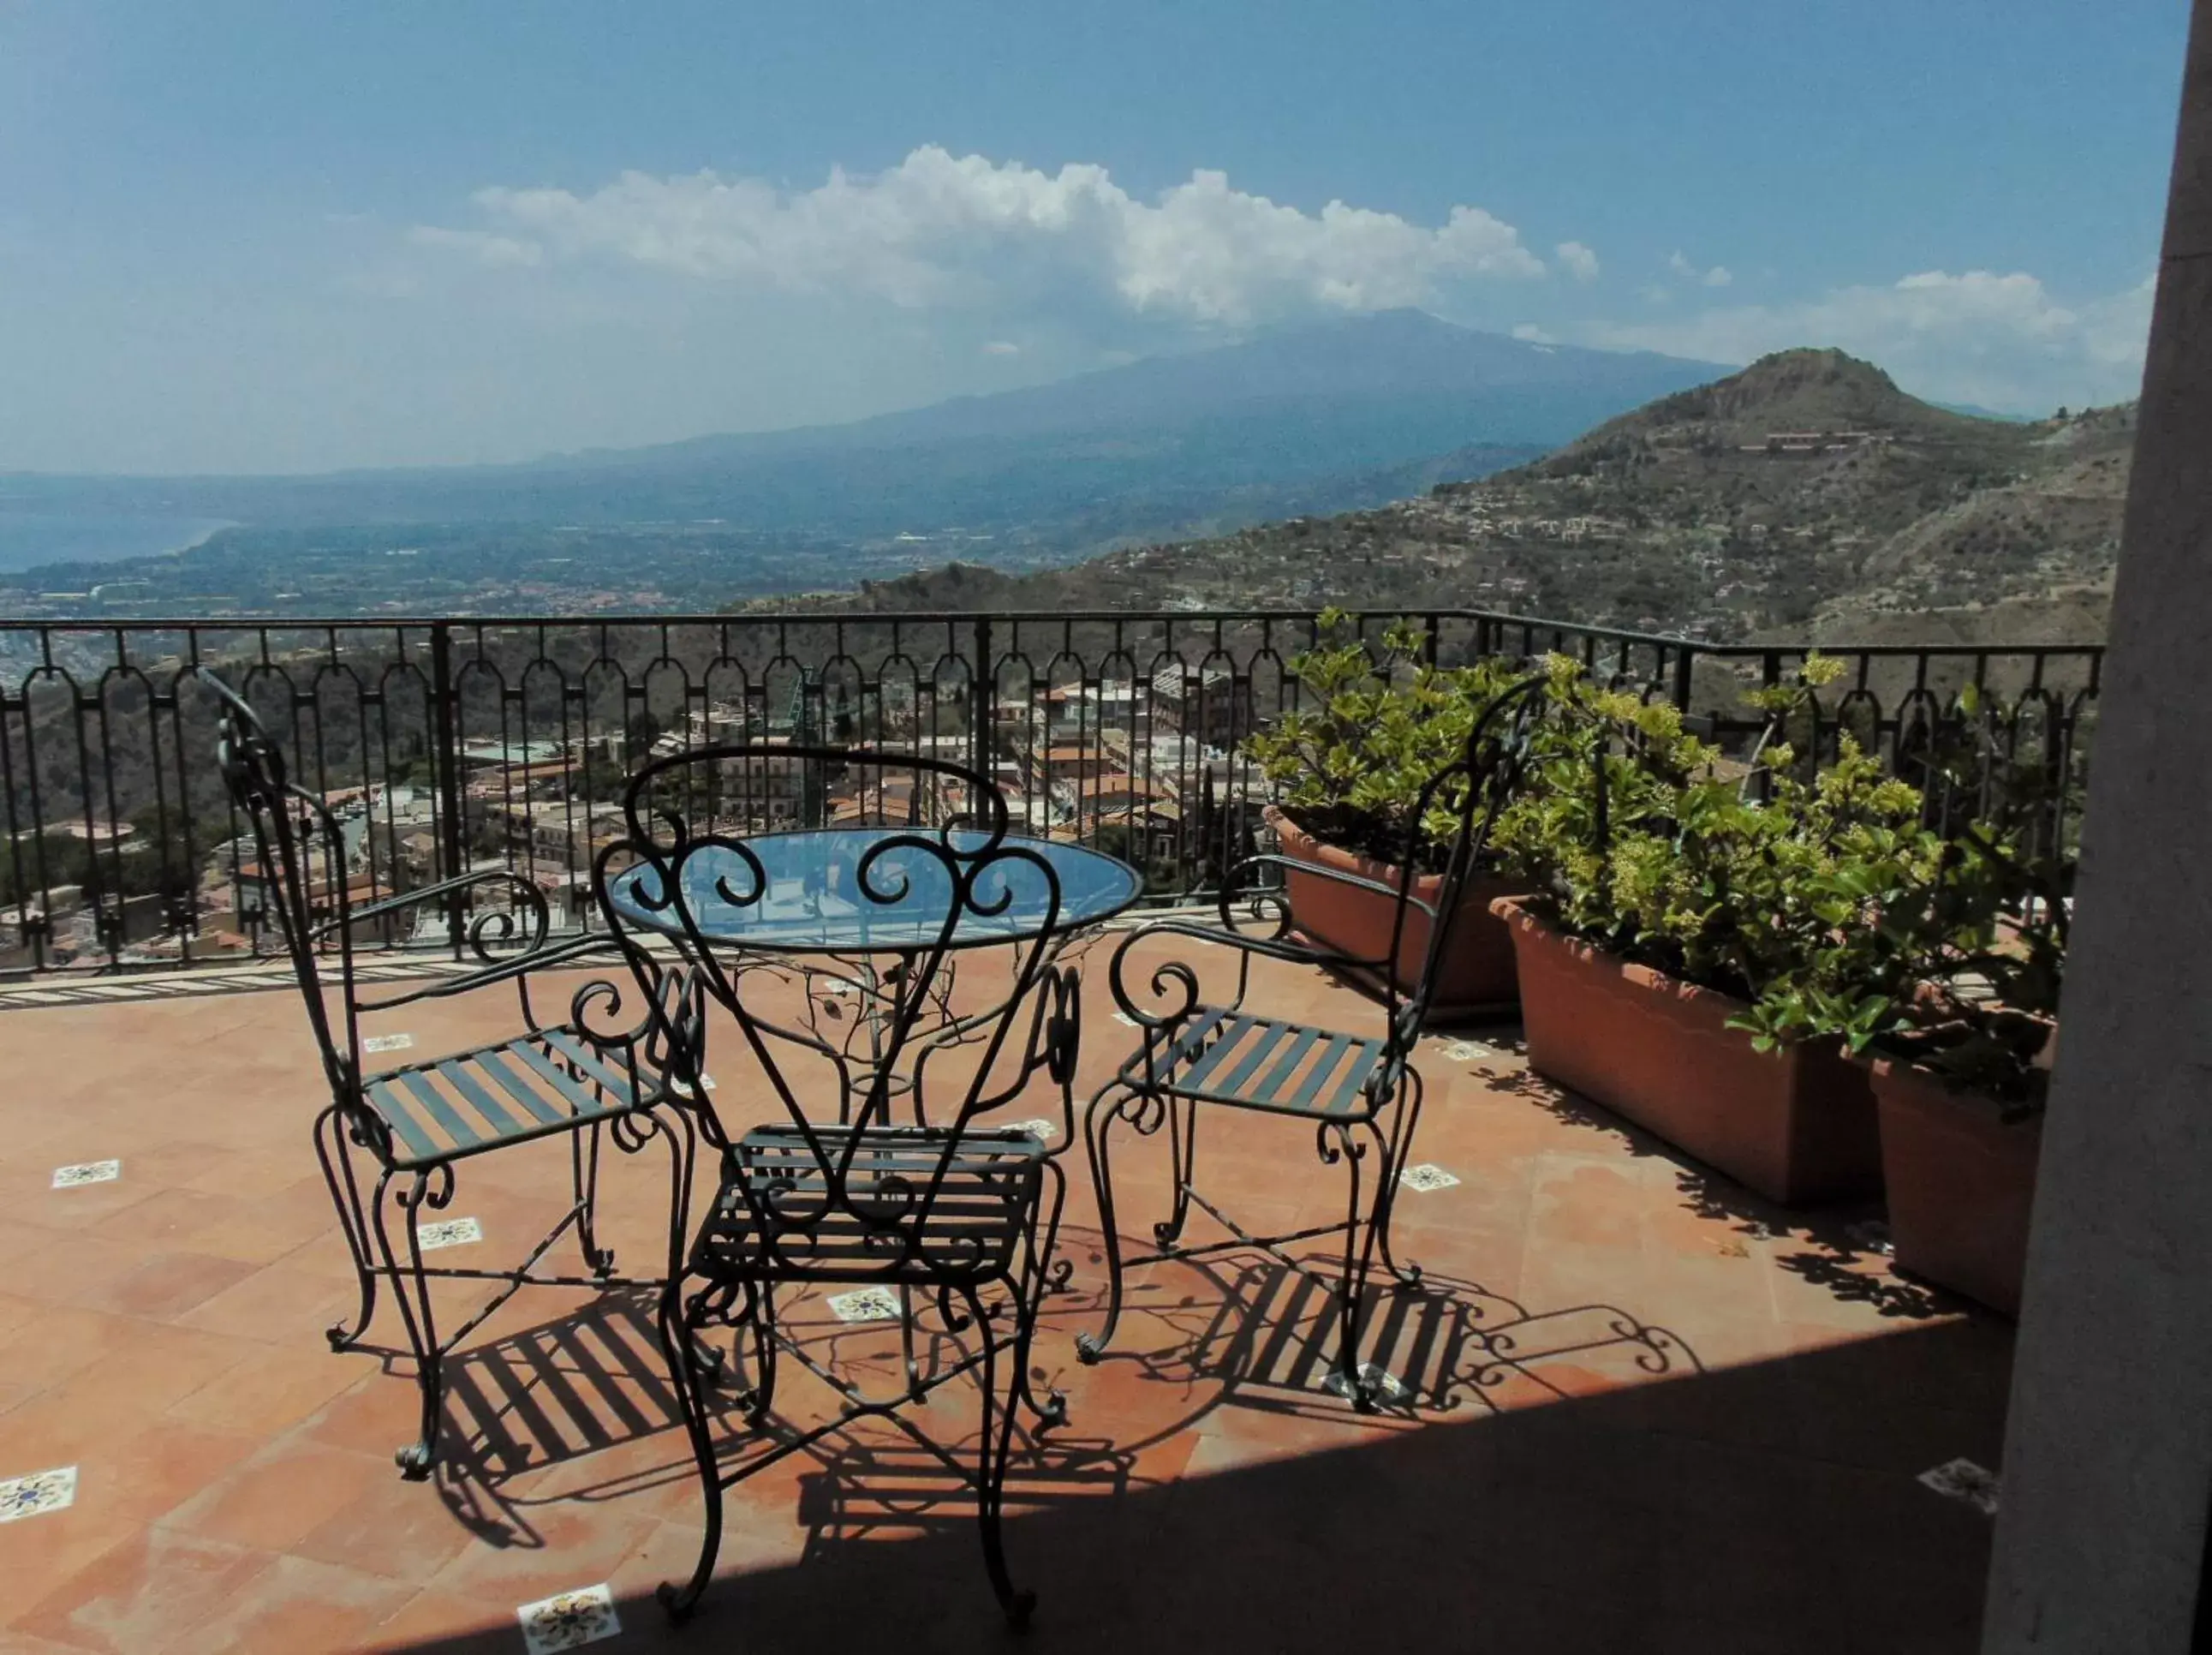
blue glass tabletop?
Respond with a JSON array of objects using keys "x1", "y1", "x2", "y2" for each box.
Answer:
[{"x1": 603, "y1": 828, "x2": 1142, "y2": 953}]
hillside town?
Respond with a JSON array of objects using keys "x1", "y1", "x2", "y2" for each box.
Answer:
[{"x1": 6, "y1": 662, "x2": 1252, "y2": 972}]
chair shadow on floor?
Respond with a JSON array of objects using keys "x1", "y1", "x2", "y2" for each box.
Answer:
[
  {"x1": 402, "y1": 1281, "x2": 1161, "y2": 1559},
  {"x1": 385, "y1": 1230, "x2": 1703, "y2": 1577},
  {"x1": 1067, "y1": 1240, "x2": 1702, "y2": 1425}
]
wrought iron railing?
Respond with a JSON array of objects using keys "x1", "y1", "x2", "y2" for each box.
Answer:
[{"x1": 0, "y1": 611, "x2": 2102, "y2": 975}]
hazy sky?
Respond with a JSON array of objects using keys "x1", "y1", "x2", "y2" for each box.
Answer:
[{"x1": 0, "y1": 1, "x2": 2188, "y2": 474}]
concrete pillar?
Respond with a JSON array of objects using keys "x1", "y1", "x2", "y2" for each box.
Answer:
[{"x1": 1983, "y1": 3, "x2": 2212, "y2": 1648}]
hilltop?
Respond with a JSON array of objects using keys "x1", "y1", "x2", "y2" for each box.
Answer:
[{"x1": 801, "y1": 349, "x2": 2126, "y2": 642}]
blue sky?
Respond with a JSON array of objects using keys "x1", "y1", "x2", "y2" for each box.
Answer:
[{"x1": 0, "y1": 0, "x2": 2189, "y2": 473}]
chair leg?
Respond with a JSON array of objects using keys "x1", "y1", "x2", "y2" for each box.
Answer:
[
  {"x1": 651, "y1": 1106, "x2": 722, "y2": 1388},
  {"x1": 313, "y1": 1103, "x2": 379, "y2": 1351},
  {"x1": 1012, "y1": 1166, "x2": 1070, "y2": 1429},
  {"x1": 963, "y1": 1282, "x2": 1036, "y2": 1629},
  {"x1": 1370, "y1": 1072, "x2": 1428, "y2": 1292},
  {"x1": 739, "y1": 1282, "x2": 779, "y2": 1427},
  {"x1": 1319, "y1": 1123, "x2": 1383, "y2": 1413},
  {"x1": 370, "y1": 1166, "x2": 450, "y2": 1479},
  {"x1": 654, "y1": 1275, "x2": 726, "y2": 1627},
  {"x1": 1154, "y1": 1094, "x2": 1199, "y2": 1248},
  {"x1": 1076, "y1": 1082, "x2": 1133, "y2": 1365},
  {"x1": 574, "y1": 1119, "x2": 616, "y2": 1279}
]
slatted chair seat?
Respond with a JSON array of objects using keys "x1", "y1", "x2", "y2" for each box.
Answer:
[
  {"x1": 1123, "y1": 1006, "x2": 1387, "y2": 1120},
  {"x1": 693, "y1": 1124, "x2": 1047, "y2": 1285},
  {"x1": 362, "y1": 1027, "x2": 649, "y2": 1168}
]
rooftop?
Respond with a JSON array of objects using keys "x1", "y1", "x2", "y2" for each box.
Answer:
[{"x1": 0, "y1": 946, "x2": 2009, "y2": 1652}]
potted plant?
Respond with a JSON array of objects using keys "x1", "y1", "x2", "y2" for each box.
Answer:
[
  {"x1": 1488, "y1": 654, "x2": 1932, "y2": 1205},
  {"x1": 1243, "y1": 611, "x2": 1532, "y2": 1016},
  {"x1": 1780, "y1": 692, "x2": 2066, "y2": 1315}
]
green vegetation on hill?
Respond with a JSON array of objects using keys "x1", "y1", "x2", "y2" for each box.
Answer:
[{"x1": 788, "y1": 349, "x2": 2126, "y2": 645}]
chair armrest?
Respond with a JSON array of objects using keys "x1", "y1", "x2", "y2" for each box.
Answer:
[
  {"x1": 1225, "y1": 851, "x2": 1442, "y2": 924},
  {"x1": 1100, "y1": 910, "x2": 1356, "y2": 1035},
  {"x1": 327, "y1": 867, "x2": 542, "y2": 933},
  {"x1": 345, "y1": 869, "x2": 620, "y2": 1016}
]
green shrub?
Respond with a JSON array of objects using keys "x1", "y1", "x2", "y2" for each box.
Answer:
[
  {"x1": 1242, "y1": 609, "x2": 1529, "y2": 869},
  {"x1": 1495, "y1": 655, "x2": 2064, "y2": 1113},
  {"x1": 1494, "y1": 653, "x2": 1944, "y2": 1053}
]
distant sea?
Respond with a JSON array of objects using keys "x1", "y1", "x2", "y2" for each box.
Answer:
[{"x1": 0, "y1": 512, "x2": 235, "y2": 576}]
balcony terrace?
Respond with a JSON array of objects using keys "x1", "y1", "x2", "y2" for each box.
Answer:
[{"x1": 0, "y1": 943, "x2": 2011, "y2": 1653}]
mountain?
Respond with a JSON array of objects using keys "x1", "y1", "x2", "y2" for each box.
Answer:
[
  {"x1": 796, "y1": 349, "x2": 2128, "y2": 643},
  {"x1": 2, "y1": 314, "x2": 1726, "y2": 572}
]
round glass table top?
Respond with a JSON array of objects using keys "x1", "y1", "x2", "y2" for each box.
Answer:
[{"x1": 604, "y1": 828, "x2": 1142, "y2": 953}]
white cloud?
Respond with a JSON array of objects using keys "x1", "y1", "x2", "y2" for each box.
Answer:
[
  {"x1": 982, "y1": 339, "x2": 1020, "y2": 355},
  {"x1": 1511, "y1": 322, "x2": 1559, "y2": 344},
  {"x1": 1667, "y1": 249, "x2": 1731, "y2": 287},
  {"x1": 413, "y1": 146, "x2": 1551, "y2": 326},
  {"x1": 1554, "y1": 240, "x2": 1600, "y2": 282},
  {"x1": 405, "y1": 225, "x2": 543, "y2": 268},
  {"x1": 1577, "y1": 268, "x2": 2155, "y2": 411}
]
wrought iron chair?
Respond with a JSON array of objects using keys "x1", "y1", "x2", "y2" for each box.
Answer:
[
  {"x1": 1078, "y1": 673, "x2": 1544, "y2": 1410},
  {"x1": 593, "y1": 744, "x2": 1083, "y2": 1630},
  {"x1": 209, "y1": 673, "x2": 703, "y2": 1479}
]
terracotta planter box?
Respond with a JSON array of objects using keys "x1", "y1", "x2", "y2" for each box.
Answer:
[
  {"x1": 1494, "y1": 899, "x2": 1882, "y2": 1206},
  {"x1": 1869, "y1": 1058, "x2": 2042, "y2": 1317},
  {"x1": 1265, "y1": 804, "x2": 1521, "y2": 1018}
]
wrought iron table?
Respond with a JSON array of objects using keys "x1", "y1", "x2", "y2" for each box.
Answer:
[
  {"x1": 605, "y1": 826, "x2": 1142, "y2": 956},
  {"x1": 602, "y1": 827, "x2": 1142, "y2": 1122},
  {"x1": 598, "y1": 815, "x2": 1139, "y2": 1625}
]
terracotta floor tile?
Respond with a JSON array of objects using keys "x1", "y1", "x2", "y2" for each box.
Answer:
[
  {"x1": 0, "y1": 1305, "x2": 145, "y2": 1421},
  {"x1": 289, "y1": 1467, "x2": 484, "y2": 1582},
  {"x1": 77, "y1": 1251, "x2": 261, "y2": 1323},
  {"x1": 174, "y1": 1261, "x2": 360, "y2": 1345},
  {"x1": 0, "y1": 1323, "x2": 257, "y2": 1455},
  {"x1": 157, "y1": 1438, "x2": 396, "y2": 1554},
  {"x1": 299, "y1": 1372, "x2": 427, "y2": 1462},
  {"x1": 81, "y1": 1419, "x2": 269, "y2": 1531},
  {"x1": 358, "y1": 1588, "x2": 510, "y2": 1654},
  {"x1": 158, "y1": 1553, "x2": 418, "y2": 1655},
  {"x1": 10, "y1": 1527, "x2": 276, "y2": 1655},
  {"x1": 414, "y1": 1494, "x2": 661, "y2": 1608},
  {"x1": 164, "y1": 1345, "x2": 372, "y2": 1436},
  {"x1": 86, "y1": 1187, "x2": 241, "y2": 1247},
  {"x1": 0, "y1": 970, "x2": 2015, "y2": 1653}
]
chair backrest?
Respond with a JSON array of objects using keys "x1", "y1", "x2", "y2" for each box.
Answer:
[
  {"x1": 207, "y1": 672, "x2": 363, "y2": 1100},
  {"x1": 1228, "y1": 670, "x2": 1548, "y2": 1061},
  {"x1": 593, "y1": 743, "x2": 1076, "y2": 1276},
  {"x1": 1386, "y1": 671, "x2": 1549, "y2": 1039}
]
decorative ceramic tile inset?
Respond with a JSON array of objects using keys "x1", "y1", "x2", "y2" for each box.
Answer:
[
  {"x1": 516, "y1": 1583, "x2": 621, "y2": 1653},
  {"x1": 363, "y1": 1032, "x2": 414, "y2": 1055},
  {"x1": 417, "y1": 1216, "x2": 483, "y2": 1251},
  {"x1": 1009, "y1": 1118, "x2": 1058, "y2": 1142},
  {"x1": 1443, "y1": 1041, "x2": 1494, "y2": 1062},
  {"x1": 0, "y1": 1466, "x2": 77, "y2": 1524},
  {"x1": 1398, "y1": 1162, "x2": 1461, "y2": 1193},
  {"x1": 826, "y1": 1287, "x2": 903, "y2": 1324},
  {"x1": 51, "y1": 1159, "x2": 120, "y2": 1189},
  {"x1": 1918, "y1": 1457, "x2": 2000, "y2": 1515}
]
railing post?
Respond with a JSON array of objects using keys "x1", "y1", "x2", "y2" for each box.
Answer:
[
  {"x1": 1671, "y1": 641, "x2": 1696, "y2": 714},
  {"x1": 970, "y1": 614, "x2": 994, "y2": 783},
  {"x1": 428, "y1": 621, "x2": 466, "y2": 957}
]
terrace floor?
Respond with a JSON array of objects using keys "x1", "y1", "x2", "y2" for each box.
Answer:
[{"x1": 0, "y1": 941, "x2": 2012, "y2": 1654}]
